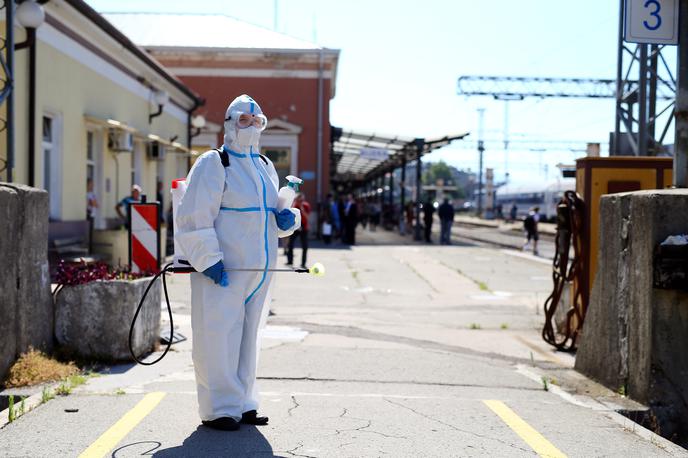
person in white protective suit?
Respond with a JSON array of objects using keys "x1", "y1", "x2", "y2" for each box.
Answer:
[{"x1": 175, "y1": 94, "x2": 300, "y2": 431}]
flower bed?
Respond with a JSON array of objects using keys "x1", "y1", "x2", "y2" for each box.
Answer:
[{"x1": 53, "y1": 262, "x2": 160, "y2": 361}]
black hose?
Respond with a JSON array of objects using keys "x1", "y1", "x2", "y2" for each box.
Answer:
[{"x1": 129, "y1": 262, "x2": 175, "y2": 365}]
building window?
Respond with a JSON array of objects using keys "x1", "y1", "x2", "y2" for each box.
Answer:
[{"x1": 42, "y1": 114, "x2": 62, "y2": 219}]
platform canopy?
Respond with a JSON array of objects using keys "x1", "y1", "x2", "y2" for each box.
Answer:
[{"x1": 331, "y1": 127, "x2": 470, "y2": 184}]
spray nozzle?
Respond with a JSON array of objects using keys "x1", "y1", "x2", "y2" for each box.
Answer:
[{"x1": 286, "y1": 175, "x2": 303, "y2": 192}]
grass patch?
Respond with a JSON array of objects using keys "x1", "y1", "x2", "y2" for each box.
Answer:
[
  {"x1": 114, "y1": 388, "x2": 126, "y2": 395},
  {"x1": 541, "y1": 376, "x2": 549, "y2": 391},
  {"x1": 55, "y1": 374, "x2": 89, "y2": 396},
  {"x1": 7, "y1": 395, "x2": 15, "y2": 422},
  {"x1": 478, "y1": 282, "x2": 489, "y2": 291},
  {"x1": 4, "y1": 349, "x2": 79, "y2": 388},
  {"x1": 500, "y1": 323, "x2": 509, "y2": 330},
  {"x1": 469, "y1": 323, "x2": 482, "y2": 330},
  {"x1": 41, "y1": 387, "x2": 55, "y2": 404}
]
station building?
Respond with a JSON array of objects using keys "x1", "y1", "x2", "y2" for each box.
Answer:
[
  {"x1": 104, "y1": 12, "x2": 341, "y2": 207},
  {"x1": 0, "y1": 0, "x2": 202, "y2": 262}
]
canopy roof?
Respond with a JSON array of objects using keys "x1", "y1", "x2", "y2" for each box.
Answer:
[{"x1": 331, "y1": 128, "x2": 470, "y2": 183}]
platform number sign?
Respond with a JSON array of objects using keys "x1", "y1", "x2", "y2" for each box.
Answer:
[{"x1": 624, "y1": 0, "x2": 679, "y2": 45}]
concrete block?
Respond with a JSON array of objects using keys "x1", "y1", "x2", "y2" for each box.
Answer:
[
  {"x1": 12, "y1": 184, "x2": 53, "y2": 355},
  {"x1": 0, "y1": 183, "x2": 52, "y2": 383},
  {"x1": 54, "y1": 277, "x2": 161, "y2": 361},
  {"x1": 575, "y1": 189, "x2": 688, "y2": 442},
  {"x1": 0, "y1": 185, "x2": 20, "y2": 382}
]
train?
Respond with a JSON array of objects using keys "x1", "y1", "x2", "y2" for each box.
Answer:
[{"x1": 494, "y1": 178, "x2": 576, "y2": 222}]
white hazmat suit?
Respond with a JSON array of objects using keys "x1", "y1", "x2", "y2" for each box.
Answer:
[{"x1": 175, "y1": 95, "x2": 298, "y2": 422}]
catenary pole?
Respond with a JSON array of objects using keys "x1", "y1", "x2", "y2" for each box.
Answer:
[
  {"x1": 477, "y1": 108, "x2": 485, "y2": 217},
  {"x1": 675, "y1": 0, "x2": 688, "y2": 186}
]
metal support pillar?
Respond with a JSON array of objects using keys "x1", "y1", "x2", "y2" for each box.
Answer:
[
  {"x1": 413, "y1": 139, "x2": 424, "y2": 241},
  {"x1": 638, "y1": 44, "x2": 649, "y2": 155},
  {"x1": 400, "y1": 157, "x2": 406, "y2": 234},
  {"x1": 477, "y1": 109, "x2": 485, "y2": 217},
  {"x1": 27, "y1": 29, "x2": 36, "y2": 186},
  {"x1": 614, "y1": 1, "x2": 676, "y2": 156},
  {"x1": 675, "y1": 0, "x2": 688, "y2": 187},
  {"x1": 5, "y1": 1, "x2": 15, "y2": 182},
  {"x1": 387, "y1": 169, "x2": 394, "y2": 228}
]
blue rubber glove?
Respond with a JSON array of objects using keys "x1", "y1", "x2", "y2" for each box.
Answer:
[
  {"x1": 276, "y1": 208, "x2": 296, "y2": 230},
  {"x1": 202, "y1": 260, "x2": 229, "y2": 287}
]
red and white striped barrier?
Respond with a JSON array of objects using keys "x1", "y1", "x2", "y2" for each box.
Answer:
[{"x1": 129, "y1": 202, "x2": 160, "y2": 273}]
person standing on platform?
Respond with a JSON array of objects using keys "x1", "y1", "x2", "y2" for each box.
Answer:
[
  {"x1": 423, "y1": 198, "x2": 435, "y2": 243},
  {"x1": 343, "y1": 193, "x2": 358, "y2": 245},
  {"x1": 287, "y1": 193, "x2": 311, "y2": 269},
  {"x1": 438, "y1": 198, "x2": 455, "y2": 245}
]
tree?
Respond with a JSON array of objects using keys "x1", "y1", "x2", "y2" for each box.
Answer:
[{"x1": 423, "y1": 161, "x2": 467, "y2": 199}]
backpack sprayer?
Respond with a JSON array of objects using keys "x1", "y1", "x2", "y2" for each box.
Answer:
[{"x1": 129, "y1": 174, "x2": 325, "y2": 365}]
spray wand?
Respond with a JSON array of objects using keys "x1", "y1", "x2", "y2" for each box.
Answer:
[{"x1": 129, "y1": 261, "x2": 325, "y2": 365}]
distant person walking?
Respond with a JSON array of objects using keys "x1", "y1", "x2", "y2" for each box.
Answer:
[
  {"x1": 327, "y1": 193, "x2": 341, "y2": 240},
  {"x1": 423, "y1": 199, "x2": 435, "y2": 243},
  {"x1": 343, "y1": 193, "x2": 358, "y2": 245},
  {"x1": 510, "y1": 203, "x2": 518, "y2": 222},
  {"x1": 404, "y1": 202, "x2": 414, "y2": 235},
  {"x1": 287, "y1": 193, "x2": 311, "y2": 269},
  {"x1": 523, "y1": 206, "x2": 540, "y2": 256},
  {"x1": 438, "y1": 198, "x2": 455, "y2": 245}
]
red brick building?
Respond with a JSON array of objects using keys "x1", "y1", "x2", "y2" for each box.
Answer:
[{"x1": 105, "y1": 13, "x2": 340, "y2": 204}]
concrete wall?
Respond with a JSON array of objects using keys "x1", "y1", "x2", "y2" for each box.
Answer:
[
  {"x1": 575, "y1": 189, "x2": 688, "y2": 442},
  {"x1": 0, "y1": 184, "x2": 53, "y2": 383}
]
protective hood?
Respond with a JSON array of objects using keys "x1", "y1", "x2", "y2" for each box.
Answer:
[{"x1": 223, "y1": 94, "x2": 266, "y2": 150}]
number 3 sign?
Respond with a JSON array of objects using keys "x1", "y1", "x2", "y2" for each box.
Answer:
[{"x1": 625, "y1": 0, "x2": 679, "y2": 45}]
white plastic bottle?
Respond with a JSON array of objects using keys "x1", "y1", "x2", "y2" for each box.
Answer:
[{"x1": 277, "y1": 175, "x2": 303, "y2": 211}]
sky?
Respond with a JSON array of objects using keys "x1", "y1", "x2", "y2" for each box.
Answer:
[{"x1": 86, "y1": 0, "x2": 677, "y2": 184}]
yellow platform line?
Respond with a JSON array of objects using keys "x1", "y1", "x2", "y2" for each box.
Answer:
[
  {"x1": 484, "y1": 400, "x2": 567, "y2": 458},
  {"x1": 79, "y1": 392, "x2": 166, "y2": 458}
]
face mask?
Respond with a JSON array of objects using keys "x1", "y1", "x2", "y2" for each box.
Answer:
[{"x1": 236, "y1": 126, "x2": 261, "y2": 146}]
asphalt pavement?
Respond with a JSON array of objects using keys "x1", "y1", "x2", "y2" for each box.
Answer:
[{"x1": 1, "y1": 225, "x2": 685, "y2": 457}]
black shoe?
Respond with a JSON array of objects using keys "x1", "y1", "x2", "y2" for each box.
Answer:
[
  {"x1": 202, "y1": 417, "x2": 240, "y2": 431},
  {"x1": 241, "y1": 410, "x2": 269, "y2": 425}
]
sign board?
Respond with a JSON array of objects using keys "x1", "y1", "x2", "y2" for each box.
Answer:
[
  {"x1": 359, "y1": 148, "x2": 390, "y2": 161},
  {"x1": 625, "y1": 0, "x2": 679, "y2": 45},
  {"x1": 129, "y1": 202, "x2": 161, "y2": 273},
  {"x1": 301, "y1": 170, "x2": 315, "y2": 180}
]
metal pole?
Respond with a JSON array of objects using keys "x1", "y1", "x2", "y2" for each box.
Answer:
[
  {"x1": 28, "y1": 29, "x2": 36, "y2": 186},
  {"x1": 400, "y1": 157, "x2": 406, "y2": 234},
  {"x1": 477, "y1": 108, "x2": 485, "y2": 217},
  {"x1": 6, "y1": 0, "x2": 15, "y2": 182},
  {"x1": 675, "y1": 0, "x2": 688, "y2": 187},
  {"x1": 648, "y1": 44, "x2": 659, "y2": 152},
  {"x1": 503, "y1": 101, "x2": 509, "y2": 181},
  {"x1": 413, "y1": 138, "x2": 424, "y2": 241},
  {"x1": 614, "y1": 0, "x2": 625, "y2": 156},
  {"x1": 388, "y1": 169, "x2": 394, "y2": 219},
  {"x1": 316, "y1": 48, "x2": 324, "y2": 205},
  {"x1": 638, "y1": 44, "x2": 649, "y2": 156}
]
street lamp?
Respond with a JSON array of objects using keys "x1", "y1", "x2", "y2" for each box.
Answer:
[
  {"x1": 190, "y1": 114, "x2": 206, "y2": 138},
  {"x1": 149, "y1": 89, "x2": 169, "y2": 123},
  {"x1": 16, "y1": 1, "x2": 45, "y2": 30},
  {"x1": 15, "y1": 0, "x2": 45, "y2": 187}
]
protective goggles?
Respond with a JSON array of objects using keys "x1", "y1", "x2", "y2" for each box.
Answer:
[{"x1": 227, "y1": 112, "x2": 268, "y2": 131}]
